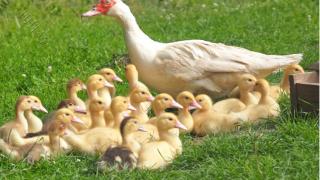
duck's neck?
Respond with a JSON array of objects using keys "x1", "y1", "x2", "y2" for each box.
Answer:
[
  {"x1": 88, "y1": 88, "x2": 99, "y2": 99},
  {"x1": 239, "y1": 88, "x2": 251, "y2": 105},
  {"x1": 280, "y1": 72, "x2": 290, "y2": 92},
  {"x1": 16, "y1": 109, "x2": 28, "y2": 133},
  {"x1": 179, "y1": 108, "x2": 191, "y2": 118},
  {"x1": 113, "y1": 113, "x2": 124, "y2": 130},
  {"x1": 24, "y1": 110, "x2": 43, "y2": 133},
  {"x1": 159, "y1": 129, "x2": 182, "y2": 154},
  {"x1": 123, "y1": 133, "x2": 141, "y2": 156},
  {"x1": 90, "y1": 110, "x2": 106, "y2": 128},
  {"x1": 49, "y1": 133, "x2": 61, "y2": 153},
  {"x1": 69, "y1": 90, "x2": 85, "y2": 108},
  {"x1": 98, "y1": 88, "x2": 112, "y2": 108},
  {"x1": 259, "y1": 91, "x2": 269, "y2": 105},
  {"x1": 115, "y1": 6, "x2": 160, "y2": 66}
]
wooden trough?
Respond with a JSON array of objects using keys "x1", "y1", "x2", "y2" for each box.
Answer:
[{"x1": 289, "y1": 62, "x2": 319, "y2": 114}]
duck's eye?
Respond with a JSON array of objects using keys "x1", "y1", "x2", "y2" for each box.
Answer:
[
  {"x1": 98, "y1": 101, "x2": 102, "y2": 104},
  {"x1": 68, "y1": 103, "x2": 73, "y2": 106},
  {"x1": 168, "y1": 118, "x2": 173, "y2": 121},
  {"x1": 106, "y1": 72, "x2": 111, "y2": 75},
  {"x1": 99, "y1": 78, "x2": 103, "y2": 81},
  {"x1": 295, "y1": 68, "x2": 299, "y2": 71},
  {"x1": 34, "y1": 100, "x2": 38, "y2": 103},
  {"x1": 141, "y1": 91, "x2": 146, "y2": 95},
  {"x1": 65, "y1": 113, "x2": 70, "y2": 116},
  {"x1": 164, "y1": 98, "x2": 169, "y2": 101},
  {"x1": 184, "y1": 96, "x2": 189, "y2": 100},
  {"x1": 27, "y1": 100, "x2": 31, "y2": 103}
]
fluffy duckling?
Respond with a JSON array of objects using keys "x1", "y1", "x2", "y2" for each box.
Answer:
[
  {"x1": 192, "y1": 95, "x2": 240, "y2": 136},
  {"x1": 151, "y1": 93, "x2": 183, "y2": 117},
  {"x1": 270, "y1": 64, "x2": 305, "y2": 99},
  {"x1": 0, "y1": 96, "x2": 47, "y2": 145},
  {"x1": 0, "y1": 109, "x2": 79, "y2": 163},
  {"x1": 212, "y1": 74, "x2": 258, "y2": 113},
  {"x1": 99, "y1": 68, "x2": 123, "y2": 107},
  {"x1": 97, "y1": 117, "x2": 145, "y2": 171},
  {"x1": 87, "y1": 74, "x2": 114, "y2": 100},
  {"x1": 66, "y1": 78, "x2": 87, "y2": 110},
  {"x1": 24, "y1": 96, "x2": 48, "y2": 133},
  {"x1": 137, "y1": 113, "x2": 187, "y2": 170},
  {"x1": 176, "y1": 91, "x2": 202, "y2": 133},
  {"x1": 126, "y1": 64, "x2": 151, "y2": 113},
  {"x1": 129, "y1": 87, "x2": 155, "y2": 123},
  {"x1": 89, "y1": 98, "x2": 108, "y2": 128},
  {"x1": 62, "y1": 96, "x2": 134, "y2": 155},
  {"x1": 232, "y1": 79, "x2": 280, "y2": 122}
]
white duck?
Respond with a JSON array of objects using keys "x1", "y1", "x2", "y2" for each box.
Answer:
[{"x1": 82, "y1": 0, "x2": 302, "y2": 98}]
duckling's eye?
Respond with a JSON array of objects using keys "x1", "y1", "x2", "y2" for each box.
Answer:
[
  {"x1": 99, "y1": 78, "x2": 103, "y2": 81},
  {"x1": 184, "y1": 96, "x2": 189, "y2": 100},
  {"x1": 141, "y1": 91, "x2": 146, "y2": 95},
  {"x1": 65, "y1": 113, "x2": 70, "y2": 116},
  {"x1": 123, "y1": 101, "x2": 127, "y2": 104},
  {"x1": 106, "y1": 72, "x2": 111, "y2": 75},
  {"x1": 199, "y1": 99, "x2": 203, "y2": 102},
  {"x1": 168, "y1": 118, "x2": 173, "y2": 121},
  {"x1": 248, "y1": 79, "x2": 252, "y2": 82},
  {"x1": 34, "y1": 100, "x2": 38, "y2": 103},
  {"x1": 134, "y1": 121, "x2": 138, "y2": 124},
  {"x1": 98, "y1": 101, "x2": 102, "y2": 104},
  {"x1": 68, "y1": 103, "x2": 73, "y2": 106},
  {"x1": 164, "y1": 98, "x2": 169, "y2": 101},
  {"x1": 27, "y1": 100, "x2": 31, "y2": 103},
  {"x1": 295, "y1": 68, "x2": 299, "y2": 71}
]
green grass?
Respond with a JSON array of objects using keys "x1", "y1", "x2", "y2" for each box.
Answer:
[{"x1": 0, "y1": 0, "x2": 318, "y2": 179}]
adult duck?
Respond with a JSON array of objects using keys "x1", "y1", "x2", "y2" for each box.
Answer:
[{"x1": 82, "y1": 0, "x2": 302, "y2": 98}]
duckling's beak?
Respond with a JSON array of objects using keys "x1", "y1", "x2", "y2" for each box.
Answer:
[
  {"x1": 171, "y1": 100, "x2": 183, "y2": 109},
  {"x1": 128, "y1": 104, "x2": 137, "y2": 111},
  {"x1": 82, "y1": 84, "x2": 87, "y2": 90},
  {"x1": 113, "y1": 75, "x2": 123, "y2": 83},
  {"x1": 138, "y1": 126, "x2": 147, "y2": 132},
  {"x1": 147, "y1": 96, "x2": 155, "y2": 102},
  {"x1": 32, "y1": 105, "x2": 48, "y2": 113},
  {"x1": 72, "y1": 116, "x2": 84, "y2": 124},
  {"x1": 188, "y1": 101, "x2": 202, "y2": 110},
  {"x1": 74, "y1": 106, "x2": 87, "y2": 114},
  {"x1": 175, "y1": 120, "x2": 187, "y2": 130},
  {"x1": 104, "y1": 81, "x2": 114, "y2": 88}
]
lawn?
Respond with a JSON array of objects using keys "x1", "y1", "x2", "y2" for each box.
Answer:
[{"x1": 0, "y1": 0, "x2": 318, "y2": 179}]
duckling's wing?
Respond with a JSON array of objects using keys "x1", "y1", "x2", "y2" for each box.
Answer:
[{"x1": 156, "y1": 40, "x2": 302, "y2": 81}]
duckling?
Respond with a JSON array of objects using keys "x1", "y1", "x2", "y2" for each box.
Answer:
[
  {"x1": 89, "y1": 98, "x2": 108, "y2": 128},
  {"x1": 66, "y1": 78, "x2": 87, "y2": 110},
  {"x1": 0, "y1": 96, "x2": 47, "y2": 145},
  {"x1": 192, "y1": 95, "x2": 240, "y2": 136},
  {"x1": 62, "y1": 96, "x2": 134, "y2": 155},
  {"x1": 137, "y1": 113, "x2": 187, "y2": 170},
  {"x1": 97, "y1": 117, "x2": 145, "y2": 171},
  {"x1": 0, "y1": 109, "x2": 79, "y2": 163},
  {"x1": 212, "y1": 74, "x2": 258, "y2": 113},
  {"x1": 231, "y1": 79, "x2": 280, "y2": 122},
  {"x1": 87, "y1": 74, "x2": 114, "y2": 100},
  {"x1": 269, "y1": 64, "x2": 305, "y2": 99},
  {"x1": 25, "y1": 99, "x2": 87, "y2": 138},
  {"x1": 99, "y1": 68, "x2": 123, "y2": 107},
  {"x1": 129, "y1": 87, "x2": 154, "y2": 123},
  {"x1": 176, "y1": 91, "x2": 202, "y2": 133},
  {"x1": 24, "y1": 96, "x2": 48, "y2": 133},
  {"x1": 126, "y1": 64, "x2": 151, "y2": 113}
]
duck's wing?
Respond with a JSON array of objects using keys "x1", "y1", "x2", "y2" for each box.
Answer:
[{"x1": 155, "y1": 40, "x2": 302, "y2": 81}]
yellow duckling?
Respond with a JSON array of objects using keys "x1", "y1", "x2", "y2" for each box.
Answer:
[
  {"x1": 0, "y1": 109, "x2": 79, "y2": 163},
  {"x1": 66, "y1": 78, "x2": 87, "y2": 111},
  {"x1": 86, "y1": 74, "x2": 114, "y2": 100},
  {"x1": 176, "y1": 91, "x2": 202, "y2": 133},
  {"x1": 231, "y1": 79, "x2": 280, "y2": 122},
  {"x1": 99, "y1": 68, "x2": 123, "y2": 107},
  {"x1": 137, "y1": 113, "x2": 187, "y2": 170},
  {"x1": 97, "y1": 117, "x2": 145, "y2": 170},
  {"x1": 192, "y1": 94, "x2": 240, "y2": 136},
  {"x1": 129, "y1": 87, "x2": 154, "y2": 123},
  {"x1": 212, "y1": 74, "x2": 258, "y2": 113},
  {"x1": 269, "y1": 64, "x2": 305, "y2": 99},
  {"x1": 24, "y1": 95, "x2": 48, "y2": 133},
  {"x1": 0, "y1": 96, "x2": 47, "y2": 146},
  {"x1": 62, "y1": 96, "x2": 134, "y2": 155}
]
